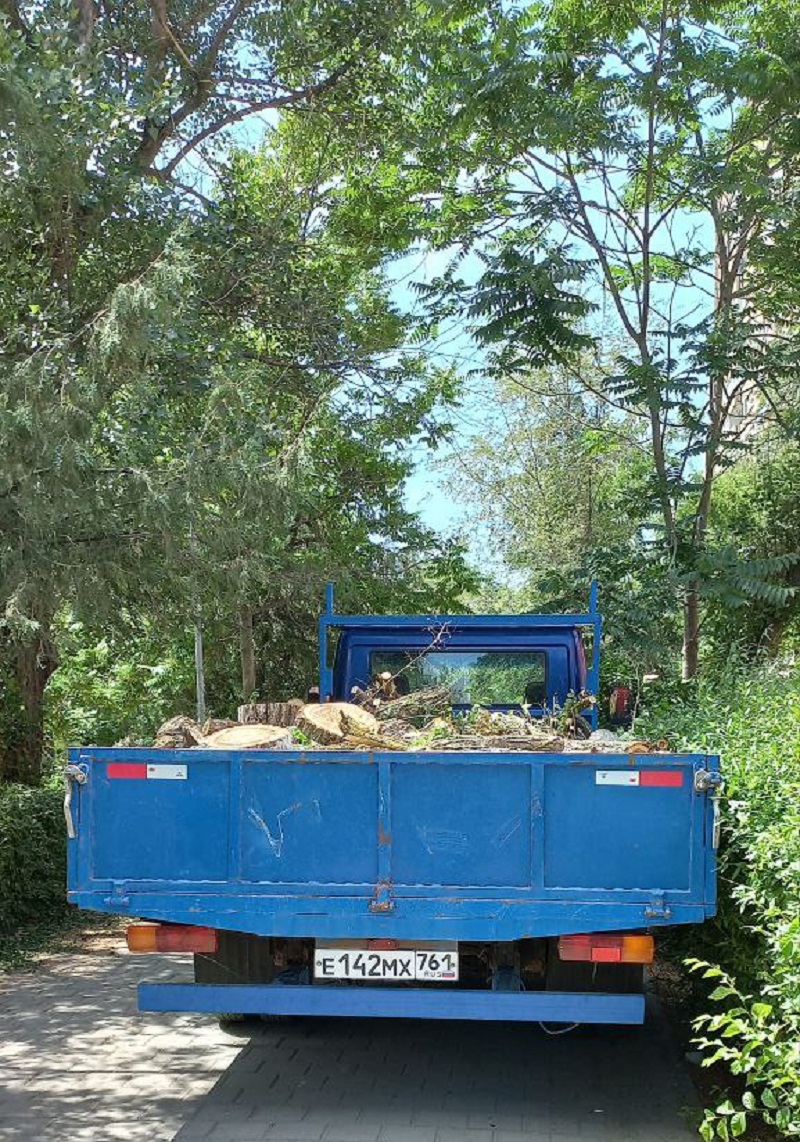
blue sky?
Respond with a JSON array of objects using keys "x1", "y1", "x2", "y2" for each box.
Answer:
[{"x1": 388, "y1": 248, "x2": 490, "y2": 538}]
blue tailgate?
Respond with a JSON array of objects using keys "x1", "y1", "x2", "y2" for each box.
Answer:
[{"x1": 67, "y1": 747, "x2": 718, "y2": 940}]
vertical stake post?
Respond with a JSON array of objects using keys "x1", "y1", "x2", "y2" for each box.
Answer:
[{"x1": 194, "y1": 607, "x2": 206, "y2": 725}]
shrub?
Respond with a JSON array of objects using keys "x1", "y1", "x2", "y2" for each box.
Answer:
[
  {"x1": 637, "y1": 664, "x2": 800, "y2": 1139},
  {"x1": 44, "y1": 622, "x2": 198, "y2": 762},
  {"x1": 0, "y1": 783, "x2": 68, "y2": 937}
]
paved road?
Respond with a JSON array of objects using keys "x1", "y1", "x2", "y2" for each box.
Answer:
[{"x1": 0, "y1": 949, "x2": 698, "y2": 1142}]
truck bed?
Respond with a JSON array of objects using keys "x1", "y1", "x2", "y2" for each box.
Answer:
[{"x1": 67, "y1": 745, "x2": 718, "y2": 940}]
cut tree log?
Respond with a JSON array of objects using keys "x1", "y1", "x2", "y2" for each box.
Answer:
[
  {"x1": 154, "y1": 715, "x2": 204, "y2": 749},
  {"x1": 238, "y1": 700, "x2": 303, "y2": 727},
  {"x1": 200, "y1": 724, "x2": 291, "y2": 750},
  {"x1": 201, "y1": 718, "x2": 239, "y2": 736},
  {"x1": 297, "y1": 702, "x2": 380, "y2": 745}
]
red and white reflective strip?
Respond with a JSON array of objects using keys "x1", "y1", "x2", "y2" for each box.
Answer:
[
  {"x1": 595, "y1": 769, "x2": 684, "y2": 788},
  {"x1": 107, "y1": 763, "x2": 187, "y2": 780}
]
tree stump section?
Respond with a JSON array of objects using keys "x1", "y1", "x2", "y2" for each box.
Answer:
[
  {"x1": 297, "y1": 702, "x2": 380, "y2": 745},
  {"x1": 238, "y1": 700, "x2": 303, "y2": 727},
  {"x1": 155, "y1": 715, "x2": 205, "y2": 749},
  {"x1": 201, "y1": 724, "x2": 291, "y2": 750}
]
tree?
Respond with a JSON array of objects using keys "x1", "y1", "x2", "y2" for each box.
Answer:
[
  {"x1": 401, "y1": 0, "x2": 800, "y2": 677},
  {"x1": 702, "y1": 436, "x2": 800, "y2": 658},
  {"x1": 0, "y1": 1, "x2": 473, "y2": 780},
  {"x1": 444, "y1": 364, "x2": 681, "y2": 681}
]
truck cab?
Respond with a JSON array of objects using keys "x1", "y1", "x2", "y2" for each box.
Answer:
[{"x1": 320, "y1": 582, "x2": 600, "y2": 727}]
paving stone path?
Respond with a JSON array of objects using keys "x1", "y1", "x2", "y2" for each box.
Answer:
[{"x1": 0, "y1": 950, "x2": 698, "y2": 1142}]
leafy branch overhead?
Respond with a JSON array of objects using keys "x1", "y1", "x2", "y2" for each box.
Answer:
[
  {"x1": 401, "y1": 1, "x2": 800, "y2": 678},
  {"x1": 0, "y1": 0, "x2": 405, "y2": 198}
]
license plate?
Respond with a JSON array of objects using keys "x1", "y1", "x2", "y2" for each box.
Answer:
[{"x1": 314, "y1": 947, "x2": 458, "y2": 982}]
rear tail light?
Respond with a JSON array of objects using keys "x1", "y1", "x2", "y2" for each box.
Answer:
[
  {"x1": 558, "y1": 933, "x2": 654, "y2": 964},
  {"x1": 126, "y1": 923, "x2": 218, "y2": 954}
]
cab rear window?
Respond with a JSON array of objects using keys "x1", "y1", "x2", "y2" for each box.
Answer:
[{"x1": 368, "y1": 650, "x2": 548, "y2": 706}]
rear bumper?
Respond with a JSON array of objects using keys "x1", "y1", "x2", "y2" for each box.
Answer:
[{"x1": 138, "y1": 983, "x2": 645, "y2": 1024}]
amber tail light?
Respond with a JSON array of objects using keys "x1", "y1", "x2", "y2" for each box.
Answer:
[{"x1": 558, "y1": 933, "x2": 654, "y2": 964}]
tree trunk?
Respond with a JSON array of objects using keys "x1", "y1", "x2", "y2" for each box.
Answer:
[
  {"x1": 0, "y1": 624, "x2": 58, "y2": 785},
  {"x1": 239, "y1": 606, "x2": 256, "y2": 703},
  {"x1": 682, "y1": 583, "x2": 700, "y2": 681}
]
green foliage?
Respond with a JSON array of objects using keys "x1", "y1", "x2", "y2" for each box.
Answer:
[
  {"x1": 44, "y1": 619, "x2": 202, "y2": 758},
  {"x1": 688, "y1": 961, "x2": 800, "y2": 1141},
  {"x1": 638, "y1": 664, "x2": 800, "y2": 1137},
  {"x1": 387, "y1": 0, "x2": 800, "y2": 677},
  {"x1": 459, "y1": 243, "x2": 596, "y2": 370},
  {"x1": 0, "y1": 784, "x2": 67, "y2": 937},
  {"x1": 703, "y1": 439, "x2": 800, "y2": 658},
  {"x1": 0, "y1": 2, "x2": 481, "y2": 780},
  {"x1": 447, "y1": 367, "x2": 683, "y2": 683}
]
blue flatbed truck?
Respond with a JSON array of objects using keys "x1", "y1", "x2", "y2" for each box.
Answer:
[{"x1": 65, "y1": 584, "x2": 720, "y2": 1026}]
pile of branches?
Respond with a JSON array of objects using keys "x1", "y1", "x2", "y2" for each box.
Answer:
[
  {"x1": 352, "y1": 679, "x2": 452, "y2": 724},
  {"x1": 153, "y1": 691, "x2": 669, "y2": 754}
]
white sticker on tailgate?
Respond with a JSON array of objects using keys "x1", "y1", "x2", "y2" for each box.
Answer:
[
  {"x1": 596, "y1": 770, "x2": 640, "y2": 786},
  {"x1": 146, "y1": 764, "x2": 187, "y2": 780}
]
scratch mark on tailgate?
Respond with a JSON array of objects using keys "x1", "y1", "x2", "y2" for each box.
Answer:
[
  {"x1": 248, "y1": 799, "x2": 321, "y2": 857},
  {"x1": 417, "y1": 826, "x2": 469, "y2": 856}
]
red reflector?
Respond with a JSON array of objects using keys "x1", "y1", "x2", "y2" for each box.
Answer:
[
  {"x1": 640, "y1": 770, "x2": 683, "y2": 787},
  {"x1": 591, "y1": 945, "x2": 622, "y2": 963},
  {"x1": 157, "y1": 925, "x2": 218, "y2": 953},
  {"x1": 559, "y1": 935, "x2": 594, "y2": 961},
  {"x1": 107, "y1": 763, "x2": 147, "y2": 780},
  {"x1": 368, "y1": 939, "x2": 398, "y2": 950}
]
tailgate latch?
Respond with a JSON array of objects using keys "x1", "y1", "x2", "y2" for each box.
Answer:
[
  {"x1": 694, "y1": 768, "x2": 723, "y2": 793},
  {"x1": 63, "y1": 763, "x2": 88, "y2": 839},
  {"x1": 694, "y1": 768, "x2": 724, "y2": 849},
  {"x1": 369, "y1": 880, "x2": 395, "y2": 913}
]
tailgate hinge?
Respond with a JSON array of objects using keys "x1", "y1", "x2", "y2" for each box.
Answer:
[
  {"x1": 643, "y1": 896, "x2": 672, "y2": 921},
  {"x1": 103, "y1": 881, "x2": 131, "y2": 908},
  {"x1": 369, "y1": 880, "x2": 395, "y2": 913}
]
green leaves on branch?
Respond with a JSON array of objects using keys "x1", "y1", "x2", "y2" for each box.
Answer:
[{"x1": 467, "y1": 245, "x2": 596, "y2": 369}]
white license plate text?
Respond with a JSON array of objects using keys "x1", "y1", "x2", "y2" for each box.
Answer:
[{"x1": 314, "y1": 948, "x2": 458, "y2": 982}]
